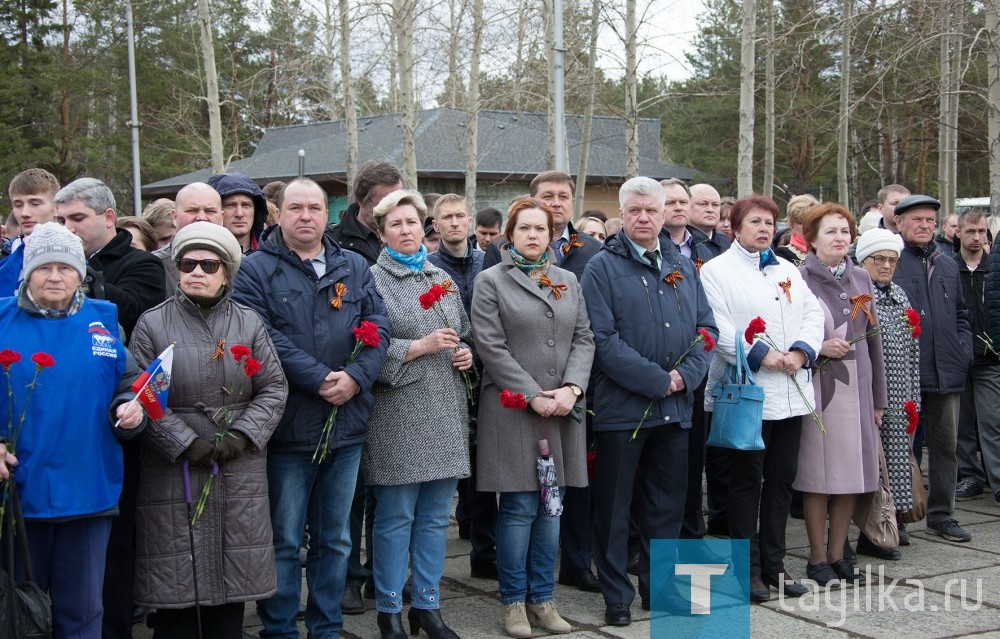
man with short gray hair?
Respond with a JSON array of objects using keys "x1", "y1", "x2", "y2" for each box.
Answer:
[{"x1": 581, "y1": 176, "x2": 717, "y2": 625}]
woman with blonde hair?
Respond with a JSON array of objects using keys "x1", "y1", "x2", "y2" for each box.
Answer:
[{"x1": 775, "y1": 194, "x2": 819, "y2": 265}]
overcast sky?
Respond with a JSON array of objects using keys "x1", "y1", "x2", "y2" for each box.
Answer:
[{"x1": 595, "y1": 0, "x2": 705, "y2": 82}]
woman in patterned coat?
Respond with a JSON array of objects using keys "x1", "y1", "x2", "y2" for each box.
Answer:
[
  {"x1": 365, "y1": 190, "x2": 472, "y2": 639},
  {"x1": 856, "y1": 228, "x2": 921, "y2": 547}
]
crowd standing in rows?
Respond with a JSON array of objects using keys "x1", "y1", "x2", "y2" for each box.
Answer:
[{"x1": 0, "y1": 163, "x2": 995, "y2": 639}]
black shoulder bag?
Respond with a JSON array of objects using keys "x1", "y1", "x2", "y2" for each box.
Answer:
[{"x1": 1, "y1": 480, "x2": 52, "y2": 638}]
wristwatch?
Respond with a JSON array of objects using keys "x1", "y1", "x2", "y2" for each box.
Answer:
[{"x1": 565, "y1": 383, "x2": 583, "y2": 397}]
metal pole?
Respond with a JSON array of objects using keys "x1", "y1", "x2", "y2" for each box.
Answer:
[
  {"x1": 298, "y1": 149, "x2": 305, "y2": 178},
  {"x1": 126, "y1": 1, "x2": 142, "y2": 215},
  {"x1": 553, "y1": 0, "x2": 566, "y2": 172}
]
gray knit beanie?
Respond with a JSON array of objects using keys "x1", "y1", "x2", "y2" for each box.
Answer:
[{"x1": 22, "y1": 222, "x2": 87, "y2": 281}]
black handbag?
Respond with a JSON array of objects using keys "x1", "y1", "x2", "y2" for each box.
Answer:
[
  {"x1": 707, "y1": 336, "x2": 766, "y2": 450},
  {"x1": 1, "y1": 480, "x2": 52, "y2": 639}
]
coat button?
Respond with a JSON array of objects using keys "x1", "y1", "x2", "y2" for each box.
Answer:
[
  {"x1": 842, "y1": 308, "x2": 850, "y2": 316},
  {"x1": 547, "y1": 340, "x2": 555, "y2": 347},
  {"x1": 549, "y1": 368, "x2": 557, "y2": 376},
  {"x1": 664, "y1": 323, "x2": 670, "y2": 328},
  {"x1": 546, "y1": 311, "x2": 553, "y2": 318},
  {"x1": 775, "y1": 296, "x2": 780, "y2": 300},
  {"x1": 840, "y1": 293, "x2": 848, "y2": 300}
]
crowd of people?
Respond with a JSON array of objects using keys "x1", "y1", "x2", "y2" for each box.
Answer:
[{"x1": 0, "y1": 163, "x2": 996, "y2": 639}]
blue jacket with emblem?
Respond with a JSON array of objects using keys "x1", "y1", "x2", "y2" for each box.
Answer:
[
  {"x1": 580, "y1": 230, "x2": 717, "y2": 432},
  {"x1": 0, "y1": 295, "x2": 145, "y2": 518},
  {"x1": 232, "y1": 225, "x2": 390, "y2": 453}
]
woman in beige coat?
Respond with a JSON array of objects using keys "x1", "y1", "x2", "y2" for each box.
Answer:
[
  {"x1": 130, "y1": 222, "x2": 287, "y2": 638},
  {"x1": 472, "y1": 196, "x2": 595, "y2": 638}
]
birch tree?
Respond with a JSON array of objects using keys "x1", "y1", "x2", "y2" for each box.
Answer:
[
  {"x1": 737, "y1": 0, "x2": 757, "y2": 196},
  {"x1": 393, "y1": 0, "x2": 418, "y2": 189},
  {"x1": 575, "y1": 0, "x2": 601, "y2": 217},
  {"x1": 339, "y1": 0, "x2": 358, "y2": 200},
  {"x1": 624, "y1": 0, "x2": 639, "y2": 179},
  {"x1": 837, "y1": 0, "x2": 852, "y2": 208},
  {"x1": 465, "y1": 0, "x2": 483, "y2": 209},
  {"x1": 197, "y1": 0, "x2": 223, "y2": 173},
  {"x1": 938, "y1": 0, "x2": 963, "y2": 218},
  {"x1": 762, "y1": 0, "x2": 774, "y2": 198}
]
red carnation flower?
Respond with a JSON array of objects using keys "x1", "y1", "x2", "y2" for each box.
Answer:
[
  {"x1": 586, "y1": 450, "x2": 596, "y2": 481},
  {"x1": 31, "y1": 352, "x2": 55, "y2": 368},
  {"x1": 905, "y1": 308, "x2": 921, "y2": 339},
  {"x1": 243, "y1": 358, "x2": 262, "y2": 377},
  {"x1": 231, "y1": 344, "x2": 251, "y2": 362},
  {"x1": 500, "y1": 389, "x2": 528, "y2": 410},
  {"x1": 699, "y1": 328, "x2": 716, "y2": 353},
  {"x1": 419, "y1": 284, "x2": 448, "y2": 310},
  {"x1": 745, "y1": 317, "x2": 767, "y2": 344},
  {"x1": 0, "y1": 348, "x2": 21, "y2": 369},
  {"x1": 904, "y1": 400, "x2": 919, "y2": 435},
  {"x1": 352, "y1": 320, "x2": 381, "y2": 348}
]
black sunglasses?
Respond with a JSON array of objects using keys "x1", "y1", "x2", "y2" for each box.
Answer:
[{"x1": 177, "y1": 258, "x2": 223, "y2": 274}]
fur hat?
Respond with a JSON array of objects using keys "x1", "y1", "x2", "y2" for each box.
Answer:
[
  {"x1": 22, "y1": 222, "x2": 87, "y2": 281},
  {"x1": 855, "y1": 228, "x2": 903, "y2": 264},
  {"x1": 172, "y1": 222, "x2": 242, "y2": 278}
]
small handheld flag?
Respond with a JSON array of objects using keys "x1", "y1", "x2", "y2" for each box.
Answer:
[{"x1": 130, "y1": 344, "x2": 174, "y2": 420}]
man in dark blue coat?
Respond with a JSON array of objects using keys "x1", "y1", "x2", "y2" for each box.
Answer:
[
  {"x1": 232, "y1": 178, "x2": 390, "y2": 639},
  {"x1": 892, "y1": 194, "x2": 973, "y2": 542},
  {"x1": 581, "y1": 177, "x2": 717, "y2": 626}
]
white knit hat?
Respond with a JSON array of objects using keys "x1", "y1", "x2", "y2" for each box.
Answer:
[
  {"x1": 22, "y1": 222, "x2": 87, "y2": 281},
  {"x1": 172, "y1": 222, "x2": 242, "y2": 278},
  {"x1": 855, "y1": 228, "x2": 903, "y2": 264}
]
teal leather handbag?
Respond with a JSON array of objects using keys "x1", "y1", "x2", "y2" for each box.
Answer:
[{"x1": 707, "y1": 336, "x2": 766, "y2": 451}]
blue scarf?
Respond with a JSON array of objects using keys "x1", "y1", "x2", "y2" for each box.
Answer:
[
  {"x1": 386, "y1": 244, "x2": 427, "y2": 272},
  {"x1": 759, "y1": 248, "x2": 778, "y2": 270}
]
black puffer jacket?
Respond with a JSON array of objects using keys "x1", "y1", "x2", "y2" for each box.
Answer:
[
  {"x1": 427, "y1": 243, "x2": 484, "y2": 317},
  {"x1": 87, "y1": 228, "x2": 166, "y2": 340},
  {"x1": 206, "y1": 172, "x2": 268, "y2": 252},
  {"x1": 325, "y1": 203, "x2": 382, "y2": 265},
  {"x1": 955, "y1": 250, "x2": 996, "y2": 366},
  {"x1": 892, "y1": 241, "x2": 972, "y2": 393}
]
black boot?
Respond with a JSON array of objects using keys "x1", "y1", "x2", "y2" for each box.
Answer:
[
  {"x1": 407, "y1": 607, "x2": 460, "y2": 639},
  {"x1": 378, "y1": 612, "x2": 407, "y2": 639}
]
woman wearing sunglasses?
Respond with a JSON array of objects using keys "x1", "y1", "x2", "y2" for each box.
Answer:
[{"x1": 130, "y1": 222, "x2": 288, "y2": 638}]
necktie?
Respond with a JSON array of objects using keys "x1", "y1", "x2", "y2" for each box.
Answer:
[
  {"x1": 553, "y1": 237, "x2": 567, "y2": 263},
  {"x1": 643, "y1": 250, "x2": 658, "y2": 269}
]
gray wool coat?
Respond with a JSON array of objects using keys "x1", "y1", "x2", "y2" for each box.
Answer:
[
  {"x1": 129, "y1": 289, "x2": 288, "y2": 608},
  {"x1": 364, "y1": 251, "x2": 472, "y2": 486},
  {"x1": 472, "y1": 249, "x2": 595, "y2": 493}
]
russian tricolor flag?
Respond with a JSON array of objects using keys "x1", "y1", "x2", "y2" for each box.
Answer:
[{"x1": 131, "y1": 344, "x2": 174, "y2": 420}]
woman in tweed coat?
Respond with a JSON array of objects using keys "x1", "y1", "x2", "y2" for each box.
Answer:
[
  {"x1": 365, "y1": 190, "x2": 472, "y2": 639},
  {"x1": 472, "y1": 197, "x2": 594, "y2": 638},
  {"x1": 856, "y1": 228, "x2": 921, "y2": 546}
]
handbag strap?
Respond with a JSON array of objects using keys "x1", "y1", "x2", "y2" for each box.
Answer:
[
  {"x1": 733, "y1": 335, "x2": 756, "y2": 386},
  {"x1": 2, "y1": 480, "x2": 35, "y2": 583}
]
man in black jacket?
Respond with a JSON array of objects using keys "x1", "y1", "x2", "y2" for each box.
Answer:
[
  {"x1": 54, "y1": 177, "x2": 166, "y2": 639},
  {"x1": 207, "y1": 172, "x2": 269, "y2": 254},
  {"x1": 892, "y1": 194, "x2": 973, "y2": 542},
  {"x1": 953, "y1": 209, "x2": 1000, "y2": 503},
  {"x1": 326, "y1": 160, "x2": 402, "y2": 266}
]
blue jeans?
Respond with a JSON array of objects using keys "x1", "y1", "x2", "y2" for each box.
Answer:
[
  {"x1": 20, "y1": 516, "x2": 112, "y2": 639},
  {"x1": 496, "y1": 491, "x2": 559, "y2": 605},
  {"x1": 372, "y1": 478, "x2": 457, "y2": 613},
  {"x1": 258, "y1": 446, "x2": 361, "y2": 639}
]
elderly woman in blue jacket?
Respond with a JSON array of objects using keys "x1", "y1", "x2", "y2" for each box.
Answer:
[{"x1": 0, "y1": 222, "x2": 146, "y2": 638}]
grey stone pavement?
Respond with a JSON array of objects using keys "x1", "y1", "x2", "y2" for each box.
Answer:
[{"x1": 135, "y1": 491, "x2": 1000, "y2": 639}]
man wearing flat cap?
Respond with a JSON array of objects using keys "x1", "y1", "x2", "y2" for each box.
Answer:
[{"x1": 892, "y1": 194, "x2": 974, "y2": 542}]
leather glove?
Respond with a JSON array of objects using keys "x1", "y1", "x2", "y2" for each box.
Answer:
[
  {"x1": 182, "y1": 438, "x2": 215, "y2": 468},
  {"x1": 213, "y1": 431, "x2": 249, "y2": 465},
  {"x1": 83, "y1": 265, "x2": 106, "y2": 299}
]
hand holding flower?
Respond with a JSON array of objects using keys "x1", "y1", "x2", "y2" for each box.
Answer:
[
  {"x1": 819, "y1": 338, "x2": 851, "y2": 359},
  {"x1": 782, "y1": 350, "x2": 808, "y2": 373},
  {"x1": 539, "y1": 387, "x2": 577, "y2": 417},
  {"x1": 761, "y1": 350, "x2": 786, "y2": 372},
  {"x1": 319, "y1": 370, "x2": 360, "y2": 406},
  {"x1": 874, "y1": 408, "x2": 884, "y2": 428},
  {"x1": 666, "y1": 370, "x2": 685, "y2": 395},
  {"x1": 528, "y1": 394, "x2": 552, "y2": 416},
  {"x1": 419, "y1": 328, "x2": 461, "y2": 355},
  {"x1": 0, "y1": 442, "x2": 16, "y2": 481},
  {"x1": 451, "y1": 348, "x2": 473, "y2": 371}
]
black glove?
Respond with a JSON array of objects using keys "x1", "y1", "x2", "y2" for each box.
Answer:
[
  {"x1": 83, "y1": 265, "x2": 106, "y2": 299},
  {"x1": 213, "y1": 431, "x2": 249, "y2": 465},
  {"x1": 182, "y1": 438, "x2": 215, "y2": 468}
]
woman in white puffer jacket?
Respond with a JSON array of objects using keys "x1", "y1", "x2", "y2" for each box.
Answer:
[{"x1": 700, "y1": 195, "x2": 824, "y2": 604}]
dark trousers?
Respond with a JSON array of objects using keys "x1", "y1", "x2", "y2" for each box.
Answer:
[
  {"x1": 592, "y1": 425, "x2": 688, "y2": 606},
  {"x1": 468, "y1": 443, "x2": 498, "y2": 567},
  {"x1": 102, "y1": 440, "x2": 139, "y2": 639},
  {"x1": 681, "y1": 386, "x2": 708, "y2": 538},
  {"x1": 704, "y1": 427, "x2": 733, "y2": 533},
  {"x1": 559, "y1": 415, "x2": 594, "y2": 573},
  {"x1": 151, "y1": 602, "x2": 245, "y2": 639},
  {"x1": 347, "y1": 470, "x2": 375, "y2": 587},
  {"x1": 17, "y1": 516, "x2": 112, "y2": 639},
  {"x1": 727, "y1": 417, "x2": 801, "y2": 577}
]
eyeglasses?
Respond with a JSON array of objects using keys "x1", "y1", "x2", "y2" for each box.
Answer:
[
  {"x1": 177, "y1": 258, "x2": 223, "y2": 274},
  {"x1": 866, "y1": 255, "x2": 899, "y2": 266}
]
